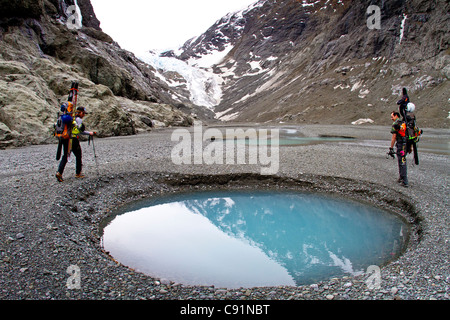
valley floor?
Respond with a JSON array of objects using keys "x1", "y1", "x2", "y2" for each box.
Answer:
[{"x1": 0, "y1": 124, "x2": 448, "y2": 303}]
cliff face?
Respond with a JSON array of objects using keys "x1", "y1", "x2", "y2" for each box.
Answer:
[
  {"x1": 0, "y1": 0, "x2": 194, "y2": 148},
  {"x1": 168, "y1": 0, "x2": 449, "y2": 127}
]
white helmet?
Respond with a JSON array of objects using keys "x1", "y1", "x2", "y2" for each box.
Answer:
[{"x1": 406, "y1": 102, "x2": 416, "y2": 113}]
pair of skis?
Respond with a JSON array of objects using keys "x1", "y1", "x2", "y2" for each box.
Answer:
[
  {"x1": 56, "y1": 81, "x2": 78, "y2": 161},
  {"x1": 67, "y1": 81, "x2": 79, "y2": 162}
]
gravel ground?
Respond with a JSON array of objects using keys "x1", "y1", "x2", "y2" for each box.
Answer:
[{"x1": 0, "y1": 124, "x2": 448, "y2": 303}]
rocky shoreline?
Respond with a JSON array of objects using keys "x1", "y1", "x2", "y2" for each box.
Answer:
[{"x1": 0, "y1": 124, "x2": 448, "y2": 302}]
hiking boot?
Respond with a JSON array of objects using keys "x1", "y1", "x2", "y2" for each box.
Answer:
[
  {"x1": 55, "y1": 172, "x2": 64, "y2": 182},
  {"x1": 401, "y1": 181, "x2": 409, "y2": 188},
  {"x1": 75, "y1": 173, "x2": 85, "y2": 179}
]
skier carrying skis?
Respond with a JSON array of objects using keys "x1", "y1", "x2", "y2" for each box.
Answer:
[
  {"x1": 389, "y1": 111, "x2": 408, "y2": 188},
  {"x1": 56, "y1": 106, "x2": 94, "y2": 182}
]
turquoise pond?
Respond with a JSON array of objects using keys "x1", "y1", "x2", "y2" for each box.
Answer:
[{"x1": 102, "y1": 190, "x2": 409, "y2": 288}]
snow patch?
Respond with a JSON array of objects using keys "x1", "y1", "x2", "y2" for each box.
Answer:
[
  {"x1": 300, "y1": 0, "x2": 319, "y2": 7},
  {"x1": 358, "y1": 89, "x2": 370, "y2": 99},
  {"x1": 219, "y1": 111, "x2": 240, "y2": 121},
  {"x1": 352, "y1": 119, "x2": 374, "y2": 125},
  {"x1": 399, "y1": 14, "x2": 408, "y2": 44},
  {"x1": 214, "y1": 108, "x2": 234, "y2": 120},
  {"x1": 234, "y1": 93, "x2": 254, "y2": 105},
  {"x1": 334, "y1": 84, "x2": 350, "y2": 90},
  {"x1": 188, "y1": 43, "x2": 234, "y2": 68},
  {"x1": 231, "y1": 69, "x2": 282, "y2": 105},
  {"x1": 351, "y1": 81, "x2": 363, "y2": 92}
]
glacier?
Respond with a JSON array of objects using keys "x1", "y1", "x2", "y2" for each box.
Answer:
[
  {"x1": 136, "y1": 1, "x2": 269, "y2": 110},
  {"x1": 137, "y1": 48, "x2": 232, "y2": 110}
]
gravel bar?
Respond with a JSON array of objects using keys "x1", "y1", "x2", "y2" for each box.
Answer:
[{"x1": 0, "y1": 124, "x2": 448, "y2": 301}]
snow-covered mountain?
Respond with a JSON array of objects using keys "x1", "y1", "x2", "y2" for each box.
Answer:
[
  {"x1": 143, "y1": 0, "x2": 449, "y2": 128},
  {"x1": 138, "y1": 1, "x2": 264, "y2": 111}
]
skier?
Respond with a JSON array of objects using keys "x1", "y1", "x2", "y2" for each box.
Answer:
[
  {"x1": 389, "y1": 111, "x2": 408, "y2": 188},
  {"x1": 56, "y1": 106, "x2": 94, "y2": 182}
]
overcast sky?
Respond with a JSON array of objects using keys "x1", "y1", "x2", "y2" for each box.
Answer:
[{"x1": 89, "y1": 0, "x2": 257, "y2": 54}]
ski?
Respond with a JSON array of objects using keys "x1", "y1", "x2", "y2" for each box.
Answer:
[
  {"x1": 56, "y1": 139, "x2": 62, "y2": 160},
  {"x1": 67, "y1": 81, "x2": 78, "y2": 109},
  {"x1": 413, "y1": 141, "x2": 419, "y2": 165},
  {"x1": 54, "y1": 82, "x2": 77, "y2": 161},
  {"x1": 67, "y1": 81, "x2": 79, "y2": 162},
  {"x1": 404, "y1": 103, "x2": 422, "y2": 166}
]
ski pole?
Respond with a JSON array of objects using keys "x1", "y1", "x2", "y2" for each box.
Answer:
[{"x1": 89, "y1": 135, "x2": 99, "y2": 177}]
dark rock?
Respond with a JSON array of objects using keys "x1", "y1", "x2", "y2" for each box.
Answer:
[
  {"x1": 0, "y1": 0, "x2": 45, "y2": 19},
  {"x1": 140, "y1": 116, "x2": 153, "y2": 128}
]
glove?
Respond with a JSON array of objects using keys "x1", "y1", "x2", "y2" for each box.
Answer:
[{"x1": 387, "y1": 148, "x2": 395, "y2": 158}]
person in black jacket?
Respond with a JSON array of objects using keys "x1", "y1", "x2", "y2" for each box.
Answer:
[
  {"x1": 390, "y1": 111, "x2": 408, "y2": 187},
  {"x1": 56, "y1": 107, "x2": 94, "y2": 182}
]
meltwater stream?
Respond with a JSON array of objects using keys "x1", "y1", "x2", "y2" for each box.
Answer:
[{"x1": 102, "y1": 191, "x2": 408, "y2": 288}]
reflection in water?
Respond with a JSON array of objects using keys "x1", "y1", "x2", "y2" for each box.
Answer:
[{"x1": 102, "y1": 191, "x2": 408, "y2": 288}]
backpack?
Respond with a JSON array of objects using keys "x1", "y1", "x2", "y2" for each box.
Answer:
[
  {"x1": 405, "y1": 111, "x2": 423, "y2": 165},
  {"x1": 54, "y1": 113, "x2": 73, "y2": 140},
  {"x1": 406, "y1": 113, "x2": 422, "y2": 143}
]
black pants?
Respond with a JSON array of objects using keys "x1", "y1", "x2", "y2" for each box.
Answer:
[
  {"x1": 57, "y1": 138, "x2": 82, "y2": 175},
  {"x1": 396, "y1": 138, "x2": 408, "y2": 185}
]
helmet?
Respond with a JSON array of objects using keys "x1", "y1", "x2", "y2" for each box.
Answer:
[
  {"x1": 406, "y1": 102, "x2": 416, "y2": 113},
  {"x1": 76, "y1": 106, "x2": 88, "y2": 114},
  {"x1": 60, "y1": 102, "x2": 68, "y2": 112}
]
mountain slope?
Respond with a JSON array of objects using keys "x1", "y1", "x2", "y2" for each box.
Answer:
[
  {"x1": 163, "y1": 0, "x2": 449, "y2": 128},
  {"x1": 1, "y1": 0, "x2": 448, "y2": 149},
  {"x1": 0, "y1": 0, "x2": 196, "y2": 148}
]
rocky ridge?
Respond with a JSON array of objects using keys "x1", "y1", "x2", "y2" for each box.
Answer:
[{"x1": 0, "y1": 0, "x2": 197, "y2": 149}]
